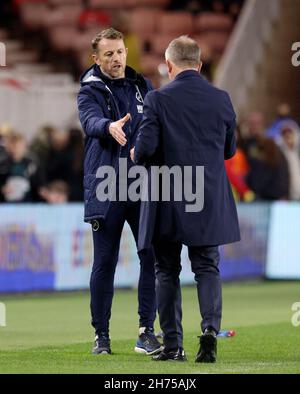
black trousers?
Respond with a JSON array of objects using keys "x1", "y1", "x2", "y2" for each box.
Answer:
[
  {"x1": 90, "y1": 201, "x2": 156, "y2": 337},
  {"x1": 154, "y1": 240, "x2": 222, "y2": 350}
]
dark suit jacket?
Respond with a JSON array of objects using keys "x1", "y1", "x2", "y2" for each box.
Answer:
[{"x1": 134, "y1": 70, "x2": 240, "y2": 250}]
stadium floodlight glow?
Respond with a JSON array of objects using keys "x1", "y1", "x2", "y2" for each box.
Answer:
[
  {"x1": 0, "y1": 302, "x2": 6, "y2": 327},
  {"x1": 0, "y1": 42, "x2": 6, "y2": 67}
]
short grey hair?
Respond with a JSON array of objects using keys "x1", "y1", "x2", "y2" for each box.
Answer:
[{"x1": 165, "y1": 36, "x2": 201, "y2": 68}]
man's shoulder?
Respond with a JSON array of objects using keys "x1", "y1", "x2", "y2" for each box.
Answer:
[
  {"x1": 78, "y1": 82, "x2": 108, "y2": 100},
  {"x1": 198, "y1": 77, "x2": 230, "y2": 98}
]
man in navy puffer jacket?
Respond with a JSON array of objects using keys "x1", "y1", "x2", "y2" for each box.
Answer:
[{"x1": 77, "y1": 28, "x2": 163, "y2": 356}]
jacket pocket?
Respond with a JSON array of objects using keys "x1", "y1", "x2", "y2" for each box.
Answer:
[{"x1": 84, "y1": 174, "x2": 97, "y2": 202}]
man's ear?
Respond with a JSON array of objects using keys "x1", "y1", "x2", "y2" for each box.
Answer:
[
  {"x1": 198, "y1": 61, "x2": 203, "y2": 73},
  {"x1": 92, "y1": 53, "x2": 100, "y2": 66},
  {"x1": 166, "y1": 59, "x2": 172, "y2": 74}
]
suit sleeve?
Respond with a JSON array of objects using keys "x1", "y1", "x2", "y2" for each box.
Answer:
[
  {"x1": 77, "y1": 87, "x2": 111, "y2": 140},
  {"x1": 223, "y1": 91, "x2": 237, "y2": 160},
  {"x1": 134, "y1": 91, "x2": 161, "y2": 165}
]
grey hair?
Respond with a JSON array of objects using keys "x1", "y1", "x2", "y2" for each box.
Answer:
[{"x1": 165, "y1": 36, "x2": 201, "y2": 68}]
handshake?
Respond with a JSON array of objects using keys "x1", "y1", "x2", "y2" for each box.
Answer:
[{"x1": 108, "y1": 112, "x2": 135, "y2": 162}]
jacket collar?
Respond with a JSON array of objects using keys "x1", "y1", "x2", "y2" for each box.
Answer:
[
  {"x1": 175, "y1": 69, "x2": 202, "y2": 81},
  {"x1": 80, "y1": 64, "x2": 140, "y2": 85}
]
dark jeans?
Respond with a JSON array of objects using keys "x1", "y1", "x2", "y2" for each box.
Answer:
[
  {"x1": 90, "y1": 201, "x2": 156, "y2": 336},
  {"x1": 154, "y1": 240, "x2": 221, "y2": 350}
]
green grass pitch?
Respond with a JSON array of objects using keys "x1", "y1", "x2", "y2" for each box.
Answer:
[{"x1": 0, "y1": 282, "x2": 300, "y2": 374}]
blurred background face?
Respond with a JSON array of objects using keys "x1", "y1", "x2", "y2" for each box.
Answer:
[
  {"x1": 50, "y1": 129, "x2": 70, "y2": 151},
  {"x1": 247, "y1": 112, "x2": 265, "y2": 137},
  {"x1": 6, "y1": 137, "x2": 27, "y2": 161},
  {"x1": 281, "y1": 128, "x2": 296, "y2": 149},
  {"x1": 94, "y1": 38, "x2": 127, "y2": 79}
]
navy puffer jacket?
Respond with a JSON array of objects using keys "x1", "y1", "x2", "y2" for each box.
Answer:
[{"x1": 77, "y1": 64, "x2": 152, "y2": 222}]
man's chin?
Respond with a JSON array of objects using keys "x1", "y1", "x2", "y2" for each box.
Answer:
[{"x1": 111, "y1": 68, "x2": 125, "y2": 78}]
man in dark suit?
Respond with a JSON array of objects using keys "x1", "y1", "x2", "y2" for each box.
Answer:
[{"x1": 131, "y1": 36, "x2": 240, "y2": 362}]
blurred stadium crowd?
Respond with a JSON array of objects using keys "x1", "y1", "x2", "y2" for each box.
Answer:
[
  {"x1": 0, "y1": 0, "x2": 299, "y2": 204},
  {"x1": 1, "y1": 104, "x2": 300, "y2": 204}
]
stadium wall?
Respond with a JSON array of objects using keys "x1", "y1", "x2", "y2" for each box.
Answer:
[{"x1": 0, "y1": 202, "x2": 296, "y2": 293}]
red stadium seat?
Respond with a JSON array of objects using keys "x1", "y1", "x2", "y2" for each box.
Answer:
[
  {"x1": 48, "y1": 0, "x2": 82, "y2": 5},
  {"x1": 71, "y1": 28, "x2": 106, "y2": 52},
  {"x1": 19, "y1": 2, "x2": 48, "y2": 29},
  {"x1": 129, "y1": 0, "x2": 170, "y2": 7},
  {"x1": 150, "y1": 34, "x2": 178, "y2": 56},
  {"x1": 88, "y1": 0, "x2": 170, "y2": 8},
  {"x1": 195, "y1": 32, "x2": 230, "y2": 54},
  {"x1": 42, "y1": 5, "x2": 82, "y2": 28},
  {"x1": 140, "y1": 53, "x2": 162, "y2": 75},
  {"x1": 88, "y1": 0, "x2": 131, "y2": 9},
  {"x1": 75, "y1": 48, "x2": 94, "y2": 72},
  {"x1": 194, "y1": 12, "x2": 233, "y2": 33},
  {"x1": 130, "y1": 9, "x2": 160, "y2": 35},
  {"x1": 48, "y1": 26, "x2": 80, "y2": 52},
  {"x1": 157, "y1": 12, "x2": 194, "y2": 35}
]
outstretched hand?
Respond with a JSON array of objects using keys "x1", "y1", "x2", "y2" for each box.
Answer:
[{"x1": 109, "y1": 113, "x2": 131, "y2": 146}]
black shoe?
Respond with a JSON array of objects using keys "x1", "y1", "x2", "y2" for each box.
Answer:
[
  {"x1": 195, "y1": 328, "x2": 217, "y2": 363},
  {"x1": 152, "y1": 347, "x2": 187, "y2": 362},
  {"x1": 92, "y1": 334, "x2": 111, "y2": 355}
]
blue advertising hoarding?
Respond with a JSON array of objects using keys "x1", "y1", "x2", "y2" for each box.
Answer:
[{"x1": 0, "y1": 203, "x2": 270, "y2": 293}]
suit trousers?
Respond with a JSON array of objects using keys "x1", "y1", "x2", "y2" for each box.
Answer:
[{"x1": 154, "y1": 240, "x2": 222, "y2": 350}]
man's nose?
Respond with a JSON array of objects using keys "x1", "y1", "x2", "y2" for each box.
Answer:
[{"x1": 112, "y1": 52, "x2": 121, "y2": 62}]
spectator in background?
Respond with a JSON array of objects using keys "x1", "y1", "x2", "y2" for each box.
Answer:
[
  {"x1": 0, "y1": 124, "x2": 12, "y2": 202},
  {"x1": 68, "y1": 127, "x2": 84, "y2": 201},
  {"x1": 44, "y1": 128, "x2": 72, "y2": 184},
  {"x1": 30, "y1": 124, "x2": 84, "y2": 202},
  {"x1": 40, "y1": 180, "x2": 69, "y2": 204},
  {"x1": 242, "y1": 111, "x2": 265, "y2": 139},
  {"x1": 225, "y1": 127, "x2": 255, "y2": 202},
  {"x1": 2, "y1": 132, "x2": 43, "y2": 202},
  {"x1": 30, "y1": 124, "x2": 54, "y2": 163},
  {"x1": 241, "y1": 112, "x2": 289, "y2": 201},
  {"x1": 266, "y1": 103, "x2": 299, "y2": 143},
  {"x1": 278, "y1": 121, "x2": 300, "y2": 200}
]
